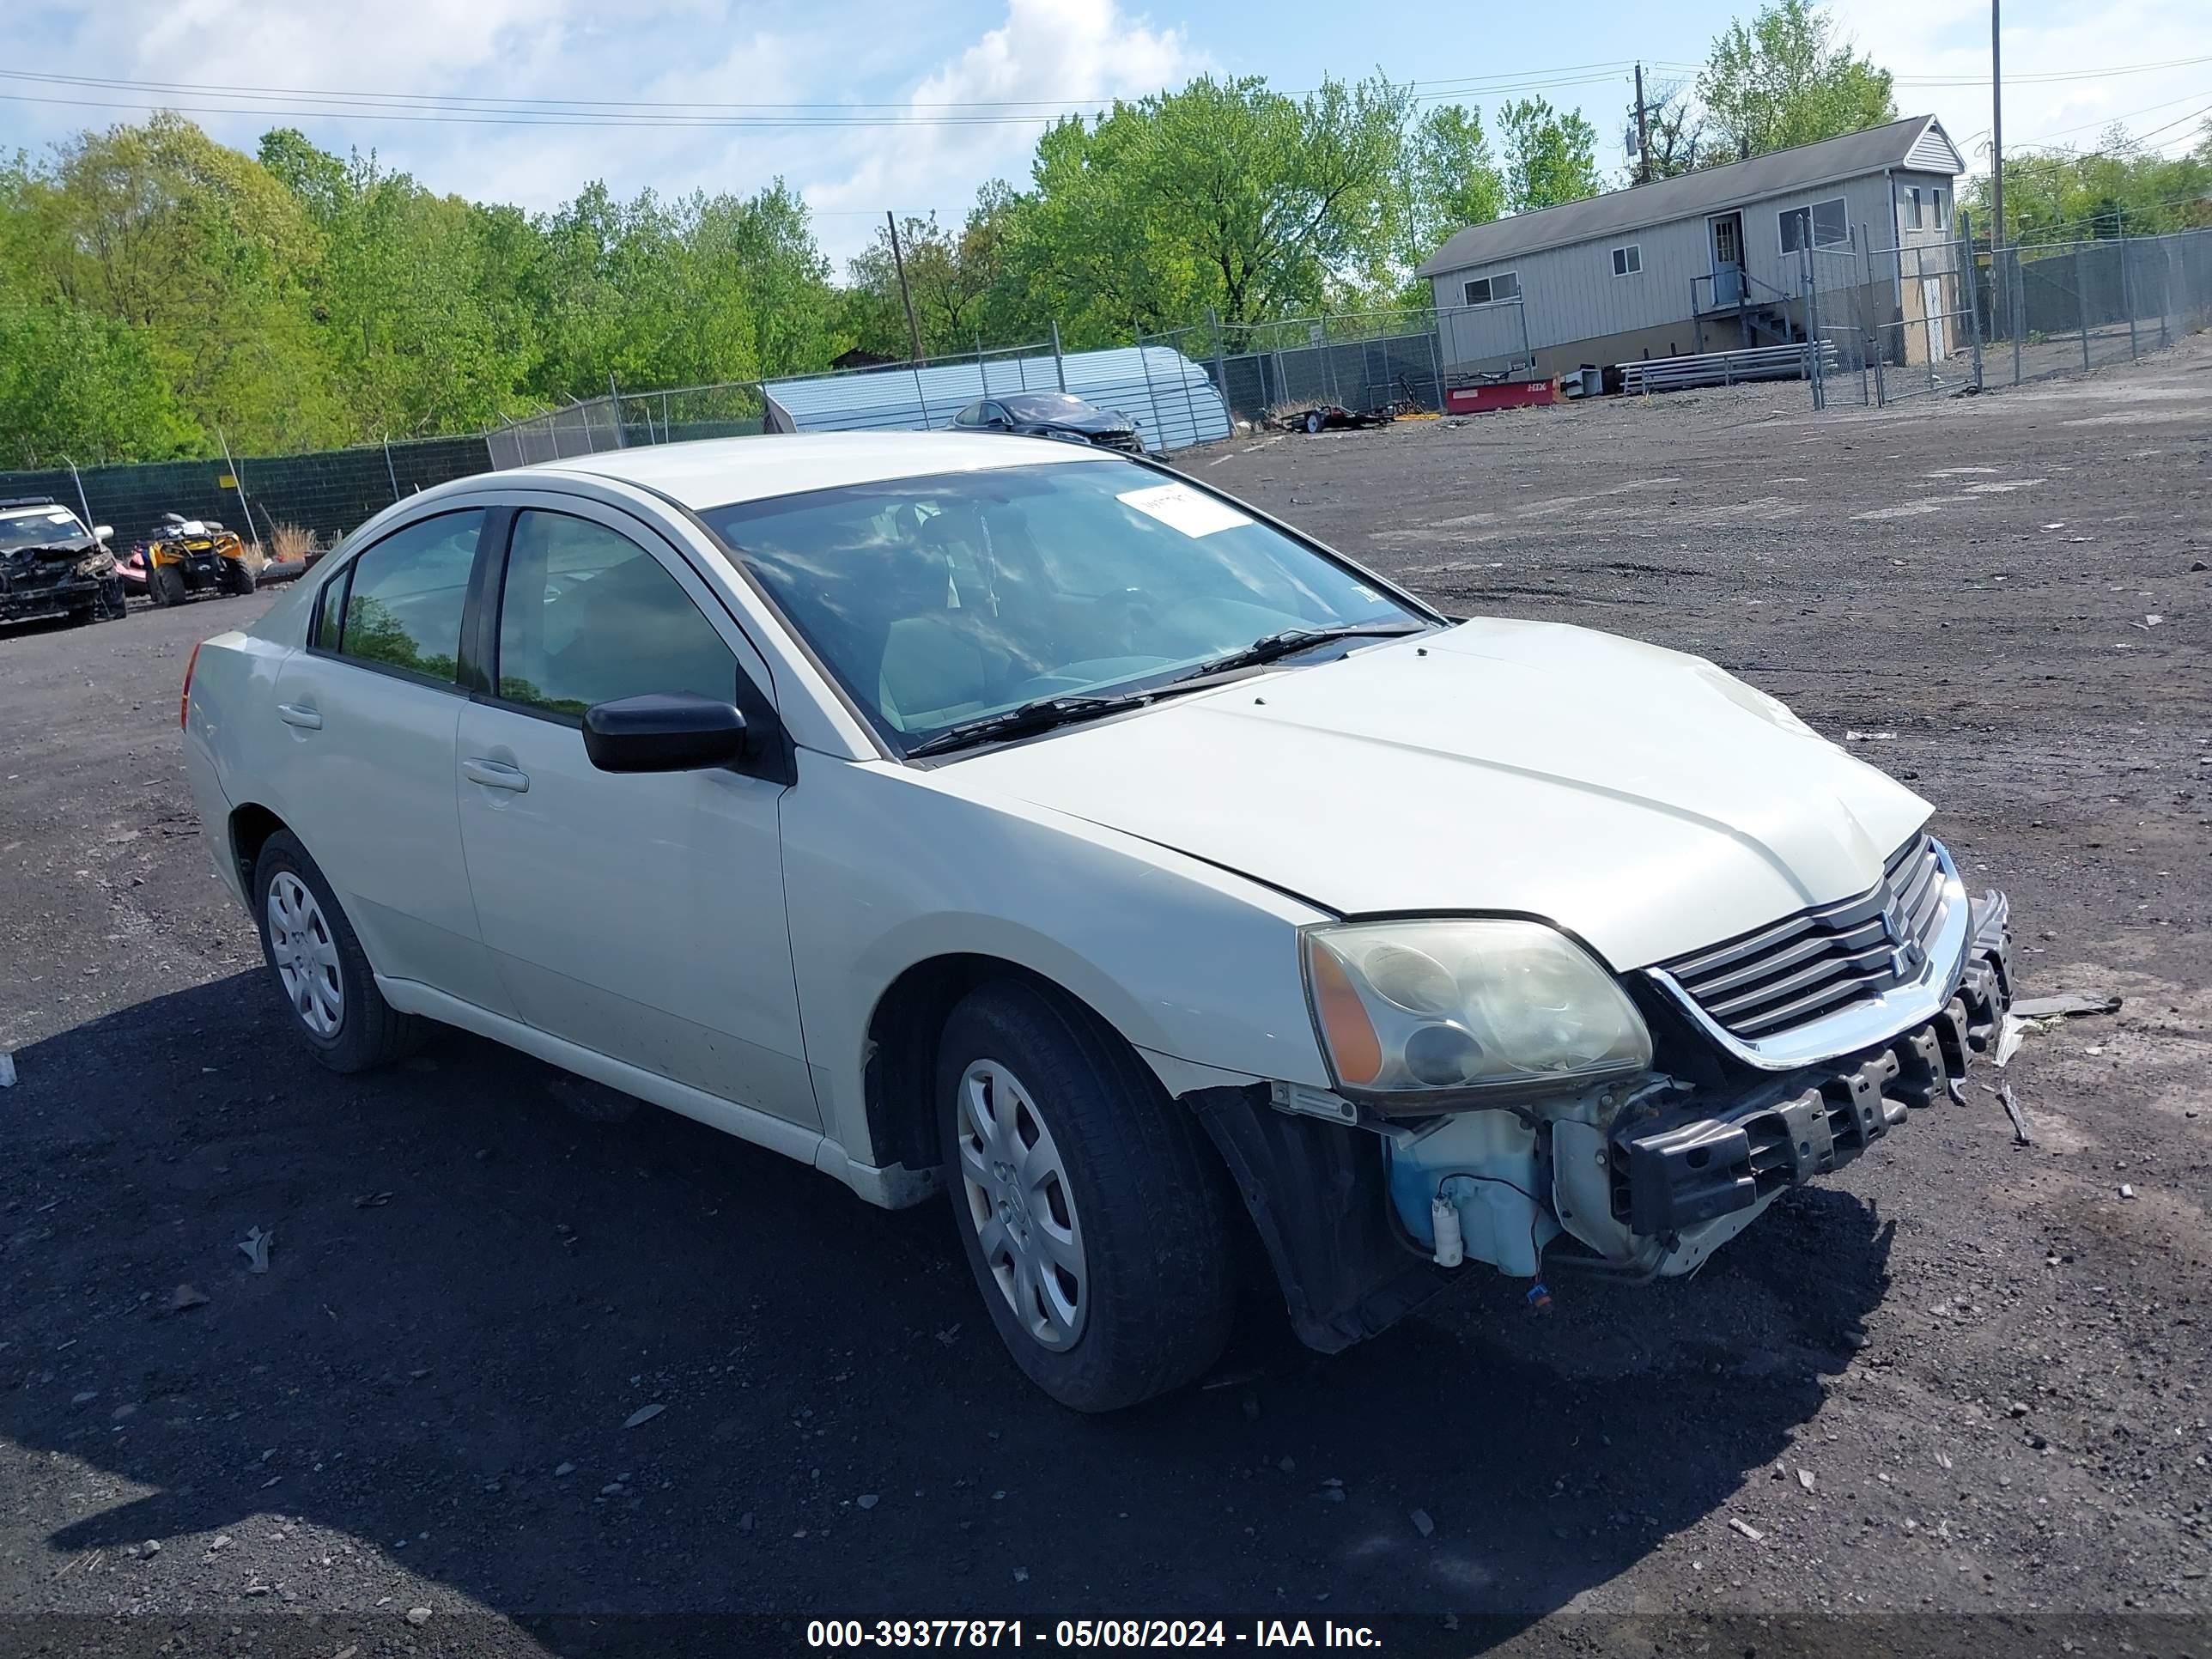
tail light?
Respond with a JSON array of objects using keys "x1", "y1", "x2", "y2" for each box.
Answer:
[{"x1": 180, "y1": 640, "x2": 203, "y2": 731}]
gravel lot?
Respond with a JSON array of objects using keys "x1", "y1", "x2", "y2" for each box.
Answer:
[{"x1": 3, "y1": 340, "x2": 2208, "y2": 1657}]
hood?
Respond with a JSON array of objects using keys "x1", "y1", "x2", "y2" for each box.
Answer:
[
  {"x1": 1039, "y1": 410, "x2": 1135, "y2": 435},
  {"x1": 946, "y1": 617, "x2": 1930, "y2": 969}
]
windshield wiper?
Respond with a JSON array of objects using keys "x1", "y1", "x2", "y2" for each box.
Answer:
[
  {"x1": 1170, "y1": 620, "x2": 1430, "y2": 683},
  {"x1": 904, "y1": 692, "x2": 1153, "y2": 758}
]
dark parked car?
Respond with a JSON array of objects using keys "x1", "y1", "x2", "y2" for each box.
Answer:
[
  {"x1": 948, "y1": 392, "x2": 1143, "y2": 453},
  {"x1": 0, "y1": 498, "x2": 126, "y2": 629}
]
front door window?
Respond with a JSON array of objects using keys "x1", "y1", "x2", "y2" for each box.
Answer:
[{"x1": 1713, "y1": 216, "x2": 1741, "y2": 270}]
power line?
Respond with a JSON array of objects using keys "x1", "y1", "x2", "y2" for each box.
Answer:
[
  {"x1": 2128, "y1": 100, "x2": 2212, "y2": 143},
  {"x1": 2007, "y1": 88, "x2": 2212, "y2": 147},
  {"x1": 0, "y1": 61, "x2": 1641, "y2": 118},
  {"x1": 1644, "y1": 52, "x2": 2212, "y2": 88}
]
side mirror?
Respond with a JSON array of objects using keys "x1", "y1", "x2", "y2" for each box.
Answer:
[
  {"x1": 582, "y1": 693, "x2": 747, "y2": 774},
  {"x1": 94, "y1": 525, "x2": 113, "y2": 543}
]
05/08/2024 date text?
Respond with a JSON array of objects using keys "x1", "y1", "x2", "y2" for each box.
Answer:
[{"x1": 806, "y1": 1620, "x2": 1384, "y2": 1649}]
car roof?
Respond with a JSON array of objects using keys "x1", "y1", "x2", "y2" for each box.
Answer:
[
  {"x1": 2, "y1": 503, "x2": 72, "y2": 520},
  {"x1": 526, "y1": 431, "x2": 1120, "y2": 510}
]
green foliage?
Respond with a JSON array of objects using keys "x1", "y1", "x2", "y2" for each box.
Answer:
[
  {"x1": 0, "y1": 116, "x2": 842, "y2": 468},
  {"x1": 1497, "y1": 98, "x2": 1603, "y2": 213},
  {"x1": 983, "y1": 74, "x2": 1418, "y2": 339},
  {"x1": 842, "y1": 187, "x2": 1019, "y2": 359},
  {"x1": 1961, "y1": 125, "x2": 2212, "y2": 242},
  {"x1": 0, "y1": 291, "x2": 202, "y2": 465},
  {"x1": 1403, "y1": 105, "x2": 1506, "y2": 260},
  {"x1": 1698, "y1": 0, "x2": 1896, "y2": 161}
]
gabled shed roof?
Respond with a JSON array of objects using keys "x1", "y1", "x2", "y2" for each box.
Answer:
[{"x1": 1418, "y1": 115, "x2": 1961, "y2": 276}]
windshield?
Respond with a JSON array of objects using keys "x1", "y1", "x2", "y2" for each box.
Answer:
[
  {"x1": 0, "y1": 509, "x2": 86, "y2": 550},
  {"x1": 702, "y1": 459, "x2": 1429, "y2": 750},
  {"x1": 1004, "y1": 394, "x2": 1103, "y2": 421}
]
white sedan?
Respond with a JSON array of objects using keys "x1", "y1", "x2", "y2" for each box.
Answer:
[{"x1": 181, "y1": 434, "x2": 2014, "y2": 1409}]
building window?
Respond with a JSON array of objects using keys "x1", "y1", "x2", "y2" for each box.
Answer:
[
  {"x1": 1462, "y1": 270, "x2": 1521, "y2": 307},
  {"x1": 1779, "y1": 197, "x2": 1849, "y2": 252},
  {"x1": 1611, "y1": 244, "x2": 1643, "y2": 276},
  {"x1": 1906, "y1": 186, "x2": 1923, "y2": 229}
]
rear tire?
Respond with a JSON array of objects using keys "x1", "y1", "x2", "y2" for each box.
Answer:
[
  {"x1": 252, "y1": 830, "x2": 427, "y2": 1073},
  {"x1": 149, "y1": 563, "x2": 185, "y2": 607},
  {"x1": 938, "y1": 980, "x2": 1237, "y2": 1412},
  {"x1": 221, "y1": 559, "x2": 258, "y2": 596}
]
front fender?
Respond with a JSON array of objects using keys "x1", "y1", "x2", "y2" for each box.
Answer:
[{"x1": 779, "y1": 757, "x2": 1334, "y2": 1162}]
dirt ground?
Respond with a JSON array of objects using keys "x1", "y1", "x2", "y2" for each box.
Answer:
[{"x1": 2, "y1": 338, "x2": 2207, "y2": 1658}]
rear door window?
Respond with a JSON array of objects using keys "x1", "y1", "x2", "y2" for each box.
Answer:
[{"x1": 327, "y1": 510, "x2": 483, "y2": 686}]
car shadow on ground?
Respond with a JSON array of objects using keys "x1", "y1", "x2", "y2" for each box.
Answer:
[{"x1": 8, "y1": 972, "x2": 1894, "y2": 1644}]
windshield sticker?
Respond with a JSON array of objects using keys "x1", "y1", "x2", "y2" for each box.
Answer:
[{"x1": 1116, "y1": 482, "x2": 1252, "y2": 538}]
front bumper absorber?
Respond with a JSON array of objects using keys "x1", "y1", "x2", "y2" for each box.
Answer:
[{"x1": 1613, "y1": 888, "x2": 2013, "y2": 1236}]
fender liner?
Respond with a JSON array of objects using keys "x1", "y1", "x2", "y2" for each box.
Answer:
[{"x1": 1183, "y1": 1085, "x2": 1450, "y2": 1352}]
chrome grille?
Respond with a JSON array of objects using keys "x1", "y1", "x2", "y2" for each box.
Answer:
[{"x1": 1656, "y1": 834, "x2": 1949, "y2": 1042}]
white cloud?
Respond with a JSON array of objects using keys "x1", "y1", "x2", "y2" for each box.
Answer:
[
  {"x1": 0, "y1": 0, "x2": 1196, "y2": 264},
  {"x1": 1826, "y1": 0, "x2": 2212, "y2": 182},
  {"x1": 801, "y1": 0, "x2": 1200, "y2": 241}
]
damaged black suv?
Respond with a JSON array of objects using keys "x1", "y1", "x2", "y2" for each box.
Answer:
[{"x1": 0, "y1": 498, "x2": 128, "y2": 629}]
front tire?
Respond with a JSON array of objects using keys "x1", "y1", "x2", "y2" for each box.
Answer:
[
  {"x1": 252, "y1": 830, "x2": 426, "y2": 1073},
  {"x1": 938, "y1": 981, "x2": 1237, "y2": 1411},
  {"x1": 149, "y1": 563, "x2": 186, "y2": 607}
]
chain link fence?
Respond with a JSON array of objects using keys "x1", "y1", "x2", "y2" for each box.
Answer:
[
  {"x1": 1803, "y1": 222, "x2": 2212, "y2": 410},
  {"x1": 485, "y1": 382, "x2": 774, "y2": 468},
  {"x1": 1139, "y1": 303, "x2": 1534, "y2": 430},
  {"x1": 0, "y1": 433, "x2": 494, "y2": 554},
  {"x1": 1977, "y1": 228, "x2": 2212, "y2": 389}
]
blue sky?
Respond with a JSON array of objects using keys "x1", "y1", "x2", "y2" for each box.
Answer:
[{"x1": 3, "y1": 0, "x2": 2207, "y2": 265}]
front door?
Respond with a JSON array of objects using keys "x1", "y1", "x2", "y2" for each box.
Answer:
[
  {"x1": 1711, "y1": 214, "x2": 1745, "y2": 304},
  {"x1": 453, "y1": 501, "x2": 818, "y2": 1127}
]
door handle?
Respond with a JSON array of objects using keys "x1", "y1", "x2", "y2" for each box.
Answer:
[
  {"x1": 462, "y1": 757, "x2": 530, "y2": 793},
  {"x1": 276, "y1": 703, "x2": 322, "y2": 730}
]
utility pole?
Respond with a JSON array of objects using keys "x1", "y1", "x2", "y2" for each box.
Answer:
[
  {"x1": 1989, "y1": 0, "x2": 2004, "y2": 251},
  {"x1": 1634, "y1": 63, "x2": 1652, "y2": 186},
  {"x1": 886, "y1": 210, "x2": 924, "y2": 364}
]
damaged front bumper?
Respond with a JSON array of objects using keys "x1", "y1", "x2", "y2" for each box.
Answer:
[
  {"x1": 1566, "y1": 885, "x2": 2014, "y2": 1276},
  {"x1": 1190, "y1": 882, "x2": 2014, "y2": 1352},
  {"x1": 0, "y1": 571, "x2": 104, "y2": 622}
]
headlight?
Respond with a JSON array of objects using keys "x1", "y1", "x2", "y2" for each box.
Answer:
[
  {"x1": 1303, "y1": 920, "x2": 1651, "y2": 1105},
  {"x1": 74, "y1": 549, "x2": 116, "y2": 578}
]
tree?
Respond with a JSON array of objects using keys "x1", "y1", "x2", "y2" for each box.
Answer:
[
  {"x1": 0, "y1": 291, "x2": 202, "y2": 465},
  {"x1": 1404, "y1": 104, "x2": 1505, "y2": 257},
  {"x1": 1498, "y1": 98, "x2": 1602, "y2": 213},
  {"x1": 1638, "y1": 80, "x2": 1709, "y2": 181},
  {"x1": 842, "y1": 188, "x2": 1018, "y2": 359},
  {"x1": 259, "y1": 131, "x2": 525, "y2": 436},
  {"x1": 1960, "y1": 124, "x2": 2212, "y2": 243},
  {"x1": 2, "y1": 112, "x2": 349, "y2": 454},
  {"x1": 998, "y1": 73, "x2": 1416, "y2": 340},
  {"x1": 1698, "y1": 0, "x2": 1895, "y2": 161}
]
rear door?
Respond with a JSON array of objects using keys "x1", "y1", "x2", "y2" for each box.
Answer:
[
  {"x1": 453, "y1": 498, "x2": 817, "y2": 1127},
  {"x1": 268, "y1": 507, "x2": 514, "y2": 1013}
]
